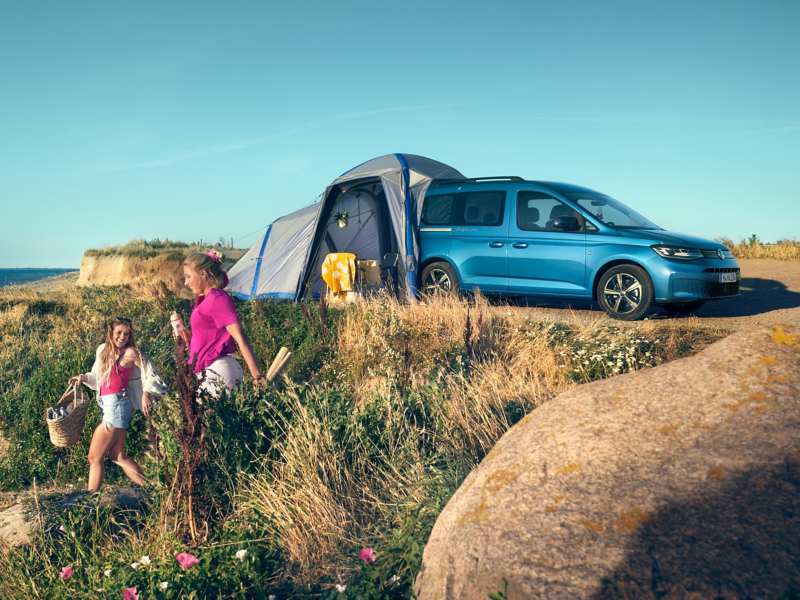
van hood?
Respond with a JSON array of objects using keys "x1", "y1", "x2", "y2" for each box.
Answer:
[{"x1": 615, "y1": 229, "x2": 727, "y2": 250}]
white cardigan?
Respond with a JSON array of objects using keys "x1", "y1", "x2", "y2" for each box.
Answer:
[{"x1": 83, "y1": 344, "x2": 169, "y2": 411}]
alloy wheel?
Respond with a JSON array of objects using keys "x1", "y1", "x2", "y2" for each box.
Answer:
[
  {"x1": 603, "y1": 273, "x2": 642, "y2": 315},
  {"x1": 423, "y1": 268, "x2": 452, "y2": 294}
]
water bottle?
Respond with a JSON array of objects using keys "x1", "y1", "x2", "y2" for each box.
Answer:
[{"x1": 170, "y1": 312, "x2": 190, "y2": 351}]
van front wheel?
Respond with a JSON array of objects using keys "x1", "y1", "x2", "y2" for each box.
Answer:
[
  {"x1": 420, "y1": 262, "x2": 460, "y2": 297},
  {"x1": 597, "y1": 265, "x2": 654, "y2": 321}
]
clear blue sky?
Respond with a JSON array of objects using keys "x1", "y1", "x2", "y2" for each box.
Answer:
[{"x1": 2, "y1": 0, "x2": 798, "y2": 268}]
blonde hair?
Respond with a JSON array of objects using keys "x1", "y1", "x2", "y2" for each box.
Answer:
[
  {"x1": 184, "y1": 250, "x2": 227, "y2": 289},
  {"x1": 99, "y1": 318, "x2": 137, "y2": 386}
]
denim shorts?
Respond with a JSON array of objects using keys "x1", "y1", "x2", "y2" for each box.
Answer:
[{"x1": 97, "y1": 393, "x2": 133, "y2": 429}]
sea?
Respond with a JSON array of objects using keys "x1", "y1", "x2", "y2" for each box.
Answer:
[{"x1": 0, "y1": 268, "x2": 79, "y2": 288}]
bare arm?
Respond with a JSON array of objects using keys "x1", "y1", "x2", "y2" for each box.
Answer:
[{"x1": 225, "y1": 322, "x2": 264, "y2": 386}]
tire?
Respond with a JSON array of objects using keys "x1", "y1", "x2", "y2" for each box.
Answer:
[
  {"x1": 597, "y1": 264, "x2": 655, "y2": 321},
  {"x1": 661, "y1": 301, "x2": 705, "y2": 316},
  {"x1": 420, "y1": 262, "x2": 460, "y2": 297}
]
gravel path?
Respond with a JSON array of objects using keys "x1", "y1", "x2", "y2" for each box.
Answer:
[{"x1": 510, "y1": 259, "x2": 800, "y2": 330}]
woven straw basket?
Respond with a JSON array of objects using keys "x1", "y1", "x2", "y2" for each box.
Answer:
[{"x1": 46, "y1": 384, "x2": 90, "y2": 448}]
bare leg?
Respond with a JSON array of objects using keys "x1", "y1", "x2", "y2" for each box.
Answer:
[
  {"x1": 87, "y1": 421, "x2": 122, "y2": 492},
  {"x1": 107, "y1": 428, "x2": 146, "y2": 485}
]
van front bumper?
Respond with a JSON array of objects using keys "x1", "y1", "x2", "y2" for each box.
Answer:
[{"x1": 647, "y1": 256, "x2": 742, "y2": 304}]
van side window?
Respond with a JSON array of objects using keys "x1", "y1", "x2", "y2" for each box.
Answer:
[
  {"x1": 517, "y1": 191, "x2": 580, "y2": 232},
  {"x1": 454, "y1": 191, "x2": 506, "y2": 227},
  {"x1": 421, "y1": 194, "x2": 455, "y2": 226}
]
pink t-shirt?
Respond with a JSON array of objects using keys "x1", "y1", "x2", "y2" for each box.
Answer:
[{"x1": 189, "y1": 289, "x2": 240, "y2": 374}]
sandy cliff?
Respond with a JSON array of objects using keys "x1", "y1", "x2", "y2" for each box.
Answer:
[{"x1": 77, "y1": 251, "x2": 245, "y2": 288}]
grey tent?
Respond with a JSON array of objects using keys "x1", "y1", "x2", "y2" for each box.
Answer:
[{"x1": 228, "y1": 153, "x2": 465, "y2": 301}]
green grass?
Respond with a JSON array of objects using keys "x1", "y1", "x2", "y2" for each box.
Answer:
[{"x1": 0, "y1": 287, "x2": 730, "y2": 599}]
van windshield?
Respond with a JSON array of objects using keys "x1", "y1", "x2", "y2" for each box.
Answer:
[{"x1": 564, "y1": 192, "x2": 660, "y2": 230}]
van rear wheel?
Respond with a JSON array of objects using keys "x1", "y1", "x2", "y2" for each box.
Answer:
[
  {"x1": 420, "y1": 262, "x2": 460, "y2": 296},
  {"x1": 597, "y1": 264, "x2": 654, "y2": 321}
]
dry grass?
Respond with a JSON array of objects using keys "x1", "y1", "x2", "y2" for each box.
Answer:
[
  {"x1": 246, "y1": 388, "x2": 364, "y2": 574},
  {"x1": 717, "y1": 237, "x2": 800, "y2": 260},
  {"x1": 244, "y1": 292, "x2": 730, "y2": 583}
]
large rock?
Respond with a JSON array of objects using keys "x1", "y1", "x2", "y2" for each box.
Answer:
[{"x1": 416, "y1": 325, "x2": 800, "y2": 599}]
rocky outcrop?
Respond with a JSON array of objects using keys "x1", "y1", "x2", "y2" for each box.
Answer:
[{"x1": 416, "y1": 325, "x2": 800, "y2": 600}]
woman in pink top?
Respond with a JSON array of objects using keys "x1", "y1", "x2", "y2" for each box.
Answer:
[{"x1": 182, "y1": 250, "x2": 265, "y2": 394}]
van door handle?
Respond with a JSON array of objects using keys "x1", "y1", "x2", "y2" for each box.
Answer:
[
  {"x1": 488, "y1": 242, "x2": 504, "y2": 248},
  {"x1": 512, "y1": 242, "x2": 528, "y2": 249}
]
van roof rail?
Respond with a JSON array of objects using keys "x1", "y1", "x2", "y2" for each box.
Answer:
[
  {"x1": 465, "y1": 176, "x2": 524, "y2": 181},
  {"x1": 430, "y1": 176, "x2": 524, "y2": 187}
]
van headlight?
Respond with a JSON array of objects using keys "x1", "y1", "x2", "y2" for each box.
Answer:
[{"x1": 651, "y1": 245, "x2": 702, "y2": 259}]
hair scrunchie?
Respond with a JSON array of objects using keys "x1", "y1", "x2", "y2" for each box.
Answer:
[{"x1": 206, "y1": 252, "x2": 229, "y2": 288}]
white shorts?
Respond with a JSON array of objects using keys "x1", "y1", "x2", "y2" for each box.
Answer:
[{"x1": 199, "y1": 355, "x2": 244, "y2": 398}]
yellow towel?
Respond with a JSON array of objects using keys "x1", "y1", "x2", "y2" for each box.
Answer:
[{"x1": 322, "y1": 253, "x2": 357, "y2": 295}]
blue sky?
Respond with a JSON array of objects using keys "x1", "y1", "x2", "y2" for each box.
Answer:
[{"x1": 1, "y1": 0, "x2": 798, "y2": 268}]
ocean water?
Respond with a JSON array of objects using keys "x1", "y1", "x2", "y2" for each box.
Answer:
[{"x1": 0, "y1": 268, "x2": 79, "y2": 288}]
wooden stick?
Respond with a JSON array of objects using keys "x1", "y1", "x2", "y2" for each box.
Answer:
[
  {"x1": 267, "y1": 349, "x2": 292, "y2": 383},
  {"x1": 266, "y1": 347, "x2": 289, "y2": 381}
]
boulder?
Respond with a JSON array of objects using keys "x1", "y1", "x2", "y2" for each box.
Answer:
[{"x1": 416, "y1": 325, "x2": 800, "y2": 599}]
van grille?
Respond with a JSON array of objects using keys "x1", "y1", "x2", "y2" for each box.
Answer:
[
  {"x1": 675, "y1": 280, "x2": 740, "y2": 298},
  {"x1": 700, "y1": 249, "x2": 734, "y2": 259},
  {"x1": 702, "y1": 267, "x2": 740, "y2": 273}
]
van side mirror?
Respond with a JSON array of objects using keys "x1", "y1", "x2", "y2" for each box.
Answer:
[{"x1": 553, "y1": 216, "x2": 579, "y2": 230}]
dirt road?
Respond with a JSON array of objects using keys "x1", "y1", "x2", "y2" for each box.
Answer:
[{"x1": 512, "y1": 259, "x2": 800, "y2": 330}]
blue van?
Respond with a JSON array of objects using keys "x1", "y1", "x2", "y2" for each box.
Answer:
[{"x1": 418, "y1": 177, "x2": 740, "y2": 321}]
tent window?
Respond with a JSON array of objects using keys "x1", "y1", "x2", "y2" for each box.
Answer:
[
  {"x1": 421, "y1": 194, "x2": 455, "y2": 226},
  {"x1": 454, "y1": 191, "x2": 506, "y2": 227}
]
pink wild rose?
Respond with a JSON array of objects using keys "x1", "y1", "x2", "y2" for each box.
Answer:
[
  {"x1": 122, "y1": 587, "x2": 140, "y2": 600},
  {"x1": 176, "y1": 552, "x2": 200, "y2": 570},
  {"x1": 358, "y1": 547, "x2": 376, "y2": 563},
  {"x1": 59, "y1": 566, "x2": 74, "y2": 579}
]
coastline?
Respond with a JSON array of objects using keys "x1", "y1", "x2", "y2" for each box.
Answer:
[{"x1": 3, "y1": 270, "x2": 80, "y2": 291}]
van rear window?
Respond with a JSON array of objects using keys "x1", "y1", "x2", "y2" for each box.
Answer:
[
  {"x1": 421, "y1": 194, "x2": 455, "y2": 226},
  {"x1": 454, "y1": 191, "x2": 506, "y2": 226}
]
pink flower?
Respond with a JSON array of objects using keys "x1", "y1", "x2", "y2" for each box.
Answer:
[
  {"x1": 358, "y1": 547, "x2": 376, "y2": 563},
  {"x1": 122, "y1": 587, "x2": 140, "y2": 600},
  {"x1": 176, "y1": 552, "x2": 199, "y2": 570},
  {"x1": 58, "y1": 525, "x2": 66, "y2": 532},
  {"x1": 59, "y1": 566, "x2": 73, "y2": 579}
]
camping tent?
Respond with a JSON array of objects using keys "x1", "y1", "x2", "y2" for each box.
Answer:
[{"x1": 228, "y1": 153, "x2": 465, "y2": 301}]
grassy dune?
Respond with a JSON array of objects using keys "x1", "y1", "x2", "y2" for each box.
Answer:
[
  {"x1": 0, "y1": 285, "x2": 729, "y2": 599},
  {"x1": 84, "y1": 238, "x2": 237, "y2": 261}
]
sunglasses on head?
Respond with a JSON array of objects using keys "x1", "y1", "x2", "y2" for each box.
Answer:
[{"x1": 112, "y1": 316, "x2": 132, "y2": 324}]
